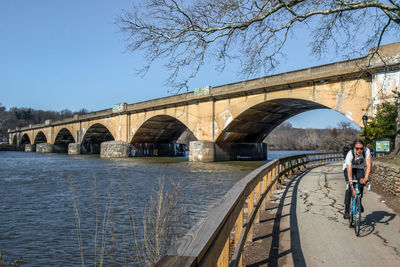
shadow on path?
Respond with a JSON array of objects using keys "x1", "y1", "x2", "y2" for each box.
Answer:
[
  {"x1": 244, "y1": 170, "x2": 310, "y2": 267},
  {"x1": 358, "y1": 211, "x2": 397, "y2": 237}
]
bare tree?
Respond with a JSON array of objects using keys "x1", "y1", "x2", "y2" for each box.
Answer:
[
  {"x1": 118, "y1": 0, "x2": 400, "y2": 153},
  {"x1": 118, "y1": 0, "x2": 400, "y2": 91}
]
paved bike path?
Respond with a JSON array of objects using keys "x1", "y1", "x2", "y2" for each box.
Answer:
[
  {"x1": 243, "y1": 162, "x2": 400, "y2": 266},
  {"x1": 296, "y1": 163, "x2": 400, "y2": 266}
]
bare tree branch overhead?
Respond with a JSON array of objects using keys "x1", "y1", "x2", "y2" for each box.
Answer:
[{"x1": 117, "y1": 0, "x2": 400, "y2": 91}]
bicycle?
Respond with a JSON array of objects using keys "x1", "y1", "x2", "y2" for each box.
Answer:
[{"x1": 348, "y1": 180, "x2": 371, "y2": 236}]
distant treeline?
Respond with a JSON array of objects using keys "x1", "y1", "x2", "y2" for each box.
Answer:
[
  {"x1": 265, "y1": 122, "x2": 360, "y2": 151},
  {"x1": 0, "y1": 103, "x2": 89, "y2": 141}
]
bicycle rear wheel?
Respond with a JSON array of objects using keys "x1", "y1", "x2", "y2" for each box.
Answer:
[{"x1": 354, "y1": 196, "x2": 361, "y2": 236}]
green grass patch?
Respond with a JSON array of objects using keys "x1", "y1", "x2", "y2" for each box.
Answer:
[{"x1": 375, "y1": 154, "x2": 400, "y2": 165}]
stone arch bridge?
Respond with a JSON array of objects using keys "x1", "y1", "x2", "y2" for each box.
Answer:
[{"x1": 9, "y1": 43, "x2": 400, "y2": 161}]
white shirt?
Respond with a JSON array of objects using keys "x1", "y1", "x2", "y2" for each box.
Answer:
[{"x1": 342, "y1": 147, "x2": 371, "y2": 170}]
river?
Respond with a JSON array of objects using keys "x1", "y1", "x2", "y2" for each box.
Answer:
[{"x1": 0, "y1": 150, "x2": 313, "y2": 266}]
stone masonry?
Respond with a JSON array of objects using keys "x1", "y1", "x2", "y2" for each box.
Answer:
[{"x1": 371, "y1": 161, "x2": 400, "y2": 196}]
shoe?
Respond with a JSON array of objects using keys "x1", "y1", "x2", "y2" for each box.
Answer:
[{"x1": 344, "y1": 205, "x2": 350, "y2": 219}]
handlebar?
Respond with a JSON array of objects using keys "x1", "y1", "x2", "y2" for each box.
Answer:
[{"x1": 346, "y1": 180, "x2": 371, "y2": 190}]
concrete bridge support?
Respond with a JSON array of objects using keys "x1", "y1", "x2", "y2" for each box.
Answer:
[
  {"x1": 25, "y1": 144, "x2": 35, "y2": 152},
  {"x1": 68, "y1": 143, "x2": 81, "y2": 155},
  {"x1": 189, "y1": 141, "x2": 215, "y2": 162},
  {"x1": 100, "y1": 141, "x2": 131, "y2": 158},
  {"x1": 36, "y1": 143, "x2": 54, "y2": 153}
]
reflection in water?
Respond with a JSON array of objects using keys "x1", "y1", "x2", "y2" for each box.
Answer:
[{"x1": 0, "y1": 150, "x2": 312, "y2": 265}]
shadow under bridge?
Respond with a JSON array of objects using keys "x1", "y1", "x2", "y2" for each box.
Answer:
[{"x1": 213, "y1": 98, "x2": 327, "y2": 161}]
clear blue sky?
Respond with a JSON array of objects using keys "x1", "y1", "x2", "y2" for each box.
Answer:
[{"x1": 0, "y1": 1, "x2": 397, "y2": 129}]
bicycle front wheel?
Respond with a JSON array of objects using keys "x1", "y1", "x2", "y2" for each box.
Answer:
[
  {"x1": 348, "y1": 200, "x2": 353, "y2": 228},
  {"x1": 354, "y1": 196, "x2": 361, "y2": 236}
]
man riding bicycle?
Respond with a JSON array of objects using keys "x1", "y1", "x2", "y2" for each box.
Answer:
[{"x1": 343, "y1": 139, "x2": 372, "y2": 219}]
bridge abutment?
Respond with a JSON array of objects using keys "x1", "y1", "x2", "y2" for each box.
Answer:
[
  {"x1": 100, "y1": 141, "x2": 131, "y2": 158},
  {"x1": 68, "y1": 143, "x2": 81, "y2": 155},
  {"x1": 36, "y1": 143, "x2": 54, "y2": 153}
]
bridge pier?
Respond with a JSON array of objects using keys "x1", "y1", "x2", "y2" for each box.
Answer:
[
  {"x1": 189, "y1": 141, "x2": 215, "y2": 162},
  {"x1": 36, "y1": 143, "x2": 54, "y2": 153},
  {"x1": 25, "y1": 144, "x2": 35, "y2": 152},
  {"x1": 100, "y1": 141, "x2": 131, "y2": 158},
  {"x1": 189, "y1": 141, "x2": 267, "y2": 162},
  {"x1": 68, "y1": 143, "x2": 81, "y2": 155}
]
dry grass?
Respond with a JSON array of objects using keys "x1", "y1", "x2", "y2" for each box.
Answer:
[
  {"x1": 142, "y1": 177, "x2": 183, "y2": 265},
  {"x1": 69, "y1": 176, "x2": 183, "y2": 266},
  {"x1": 0, "y1": 252, "x2": 25, "y2": 267}
]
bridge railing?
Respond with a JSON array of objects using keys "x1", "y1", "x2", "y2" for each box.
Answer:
[{"x1": 156, "y1": 152, "x2": 343, "y2": 267}]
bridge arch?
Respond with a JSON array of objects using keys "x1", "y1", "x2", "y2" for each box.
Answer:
[
  {"x1": 54, "y1": 128, "x2": 76, "y2": 153},
  {"x1": 130, "y1": 115, "x2": 195, "y2": 156},
  {"x1": 20, "y1": 134, "x2": 31, "y2": 145},
  {"x1": 131, "y1": 115, "x2": 191, "y2": 143},
  {"x1": 12, "y1": 135, "x2": 17, "y2": 145},
  {"x1": 216, "y1": 98, "x2": 328, "y2": 143},
  {"x1": 34, "y1": 131, "x2": 47, "y2": 144},
  {"x1": 81, "y1": 123, "x2": 114, "y2": 154}
]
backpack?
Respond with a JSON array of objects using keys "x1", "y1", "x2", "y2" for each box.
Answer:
[{"x1": 343, "y1": 145, "x2": 351, "y2": 156}]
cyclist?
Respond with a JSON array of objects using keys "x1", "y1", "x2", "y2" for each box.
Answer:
[{"x1": 343, "y1": 139, "x2": 372, "y2": 219}]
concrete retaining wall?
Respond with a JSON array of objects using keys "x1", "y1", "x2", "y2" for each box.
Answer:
[{"x1": 371, "y1": 161, "x2": 400, "y2": 196}]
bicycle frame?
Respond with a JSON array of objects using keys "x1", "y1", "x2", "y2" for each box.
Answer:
[{"x1": 348, "y1": 180, "x2": 370, "y2": 236}]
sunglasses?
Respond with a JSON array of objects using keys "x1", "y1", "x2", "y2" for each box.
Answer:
[{"x1": 355, "y1": 147, "x2": 364, "y2": 151}]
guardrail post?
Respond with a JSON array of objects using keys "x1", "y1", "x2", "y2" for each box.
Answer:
[
  {"x1": 255, "y1": 181, "x2": 261, "y2": 224},
  {"x1": 247, "y1": 191, "x2": 254, "y2": 242},
  {"x1": 234, "y1": 207, "x2": 243, "y2": 266},
  {"x1": 261, "y1": 174, "x2": 267, "y2": 209},
  {"x1": 217, "y1": 237, "x2": 230, "y2": 267}
]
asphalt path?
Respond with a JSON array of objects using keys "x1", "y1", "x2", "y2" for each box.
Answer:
[
  {"x1": 294, "y1": 163, "x2": 400, "y2": 266},
  {"x1": 243, "y1": 162, "x2": 400, "y2": 266}
]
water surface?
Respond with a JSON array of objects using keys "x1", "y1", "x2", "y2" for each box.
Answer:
[{"x1": 0, "y1": 150, "x2": 312, "y2": 265}]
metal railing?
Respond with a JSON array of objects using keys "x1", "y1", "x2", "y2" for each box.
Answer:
[{"x1": 156, "y1": 152, "x2": 343, "y2": 266}]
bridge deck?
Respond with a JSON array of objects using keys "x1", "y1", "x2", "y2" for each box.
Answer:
[{"x1": 243, "y1": 163, "x2": 400, "y2": 266}]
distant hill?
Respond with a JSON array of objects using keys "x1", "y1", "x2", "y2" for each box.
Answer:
[
  {"x1": 265, "y1": 122, "x2": 360, "y2": 151},
  {"x1": 0, "y1": 103, "x2": 89, "y2": 142}
]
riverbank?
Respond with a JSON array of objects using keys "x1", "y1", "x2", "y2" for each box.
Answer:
[{"x1": 0, "y1": 144, "x2": 17, "y2": 151}]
